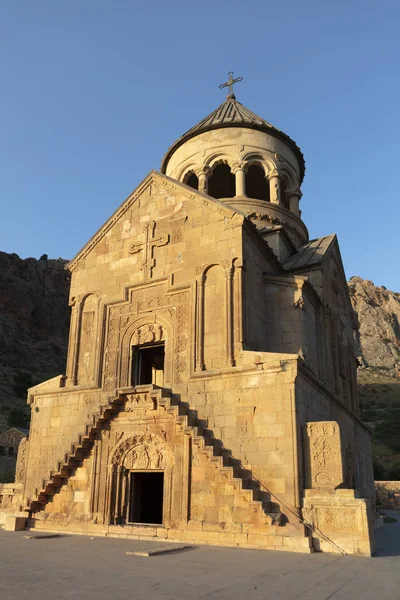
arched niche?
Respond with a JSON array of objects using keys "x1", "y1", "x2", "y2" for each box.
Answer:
[
  {"x1": 203, "y1": 264, "x2": 226, "y2": 370},
  {"x1": 245, "y1": 163, "x2": 270, "y2": 201},
  {"x1": 76, "y1": 294, "x2": 99, "y2": 386},
  {"x1": 208, "y1": 163, "x2": 235, "y2": 199},
  {"x1": 183, "y1": 170, "x2": 199, "y2": 190}
]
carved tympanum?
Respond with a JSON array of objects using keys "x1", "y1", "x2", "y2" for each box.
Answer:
[
  {"x1": 111, "y1": 432, "x2": 173, "y2": 470},
  {"x1": 132, "y1": 324, "x2": 163, "y2": 345}
]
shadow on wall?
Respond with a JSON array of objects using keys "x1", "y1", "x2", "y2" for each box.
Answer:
[{"x1": 0, "y1": 456, "x2": 17, "y2": 483}]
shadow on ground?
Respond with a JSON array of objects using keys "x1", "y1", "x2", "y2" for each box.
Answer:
[{"x1": 375, "y1": 510, "x2": 400, "y2": 557}]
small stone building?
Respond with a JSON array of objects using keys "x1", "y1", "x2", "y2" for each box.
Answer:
[
  {"x1": 0, "y1": 427, "x2": 28, "y2": 457},
  {"x1": 375, "y1": 481, "x2": 400, "y2": 509},
  {"x1": 13, "y1": 87, "x2": 376, "y2": 554}
]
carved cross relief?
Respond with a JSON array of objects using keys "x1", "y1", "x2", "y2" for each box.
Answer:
[{"x1": 129, "y1": 221, "x2": 169, "y2": 279}]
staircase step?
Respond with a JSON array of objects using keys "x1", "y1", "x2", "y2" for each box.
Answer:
[{"x1": 228, "y1": 478, "x2": 243, "y2": 492}]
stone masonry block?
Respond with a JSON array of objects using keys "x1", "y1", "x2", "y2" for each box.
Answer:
[{"x1": 4, "y1": 516, "x2": 26, "y2": 531}]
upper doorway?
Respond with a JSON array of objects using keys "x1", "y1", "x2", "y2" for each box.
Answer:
[{"x1": 131, "y1": 343, "x2": 165, "y2": 387}]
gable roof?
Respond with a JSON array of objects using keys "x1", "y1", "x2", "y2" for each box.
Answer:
[
  {"x1": 66, "y1": 171, "x2": 246, "y2": 272},
  {"x1": 160, "y1": 96, "x2": 305, "y2": 182},
  {"x1": 283, "y1": 234, "x2": 336, "y2": 272},
  {"x1": 0, "y1": 427, "x2": 29, "y2": 439},
  {"x1": 14, "y1": 427, "x2": 29, "y2": 435}
]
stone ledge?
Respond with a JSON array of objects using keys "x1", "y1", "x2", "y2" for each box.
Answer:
[{"x1": 25, "y1": 519, "x2": 312, "y2": 553}]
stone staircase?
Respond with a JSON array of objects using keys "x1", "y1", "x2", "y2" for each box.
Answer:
[
  {"x1": 27, "y1": 385, "x2": 281, "y2": 525},
  {"x1": 27, "y1": 393, "x2": 126, "y2": 513}
]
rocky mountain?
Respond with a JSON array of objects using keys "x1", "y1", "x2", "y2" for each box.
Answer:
[
  {"x1": 348, "y1": 276, "x2": 400, "y2": 376},
  {"x1": 348, "y1": 277, "x2": 400, "y2": 479},
  {"x1": 0, "y1": 252, "x2": 70, "y2": 430}
]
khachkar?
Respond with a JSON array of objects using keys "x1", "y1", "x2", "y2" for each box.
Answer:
[{"x1": 5, "y1": 75, "x2": 375, "y2": 555}]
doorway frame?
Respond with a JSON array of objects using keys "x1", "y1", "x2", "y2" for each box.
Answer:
[
  {"x1": 127, "y1": 469, "x2": 165, "y2": 526},
  {"x1": 131, "y1": 342, "x2": 165, "y2": 387}
]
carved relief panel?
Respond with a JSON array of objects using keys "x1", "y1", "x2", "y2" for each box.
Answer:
[
  {"x1": 75, "y1": 294, "x2": 100, "y2": 386},
  {"x1": 202, "y1": 265, "x2": 226, "y2": 371},
  {"x1": 111, "y1": 433, "x2": 174, "y2": 470},
  {"x1": 304, "y1": 421, "x2": 344, "y2": 489},
  {"x1": 15, "y1": 437, "x2": 28, "y2": 485}
]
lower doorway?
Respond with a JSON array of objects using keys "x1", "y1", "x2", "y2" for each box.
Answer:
[{"x1": 129, "y1": 472, "x2": 164, "y2": 525}]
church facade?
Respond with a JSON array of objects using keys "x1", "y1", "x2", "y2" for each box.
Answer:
[{"x1": 10, "y1": 87, "x2": 376, "y2": 554}]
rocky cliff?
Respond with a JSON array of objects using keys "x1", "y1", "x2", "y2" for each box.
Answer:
[
  {"x1": 348, "y1": 277, "x2": 400, "y2": 479},
  {"x1": 0, "y1": 252, "x2": 70, "y2": 430},
  {"x1": 348, "y1": 276, "x2": 400, "y2": 376}
]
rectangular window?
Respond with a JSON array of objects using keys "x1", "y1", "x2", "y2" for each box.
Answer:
[{"x1": 131, "y1": 343, "x2": 165, "y2": 386}]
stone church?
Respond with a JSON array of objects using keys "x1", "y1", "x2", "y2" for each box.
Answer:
[{"x1": 8, "y1": 78, "x2": 376, "y2": 554}]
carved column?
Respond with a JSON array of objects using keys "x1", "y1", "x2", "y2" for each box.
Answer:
[
  {"x1": 89, "y1": 444, "x2": 98, "y2": 514},
  {"x1": 105, "y1": 465, "x2": 116, "y2": 525},
  {"x1": 195, "y1": 273, "x2": 205, "y2": 371},
  {"x1": 71, "y1": 296, "x2": 84, "y2": 386},
  {"x1": 121, "y1": 468, "x2": 128, "y2": 522},
  {"x1": 223, "y1": 261, "x2": 235, "y2": 367},
  {"x1": 287, "y1": 188, "x2": 302, "y2": 217},
  {"x1": 114, "y1": 465, "x2": 123, "y2": 523},
  {"x1": 197, "y1": 166, "x2": 210, "y2": 194},
  {"x1": 234, "y1": 262, "x2": 245, "y2": 350},
  {"x1": 125, "y1": 470, "x2": 131, "y2": 522},
  {"x1": 269, "y1": 171, "x2": 281, "y2": 205},
  {"x1": 65, "y1": 297, "x2": 78, "y2": 383},
  {"x1": 232, "y1": 162, "x2": 246, "y2": 196}
]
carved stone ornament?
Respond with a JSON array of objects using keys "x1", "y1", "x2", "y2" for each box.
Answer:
[
  {"x1": 231, "y1": 161, "x2": 247, "y2": 174},
  {"x1": 111, "y1": 432, "x2": 174, "y2": 470},
  {"x1": 304, "y1": 421, "x2": 344, "y2": 490},
  {"x1": 129, "y1": 220, "x2": 169, "y2": 279},
  {"x1": 196, "y1": 264, "x2": 208, "y2": 277},
  {"x1": 15, "y1": 437, "x2": 28, "y2": 484},
  {"x1": 132, "y1": 324, "x2": 163, "y2": 345},
  {"x1": 124, "y1": 393, "x2": 156, "y2": 412},
  {"x1": 294, "y1": 296, "x2": 306, "y2": 310}
]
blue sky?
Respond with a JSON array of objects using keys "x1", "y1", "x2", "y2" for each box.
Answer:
[{"x1": 1, "y1": 1, "x2": 399, "y2": 290}]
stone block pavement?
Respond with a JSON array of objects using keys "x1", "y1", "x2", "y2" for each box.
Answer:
[{"x1": 0, "y1": 517, "x2": 399, "y2": 600}]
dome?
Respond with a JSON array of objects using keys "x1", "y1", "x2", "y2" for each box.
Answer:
[
  {"x1": 160, "y1": 93, "x2": 307, "y2": 248},
  {"x1": 161, "y1": 96, "x2": 305, "y2": 182}
]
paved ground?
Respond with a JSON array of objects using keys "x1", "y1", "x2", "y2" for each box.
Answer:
[{"x1": 1, "y1": 516, "x2": 399, "y2": 600}]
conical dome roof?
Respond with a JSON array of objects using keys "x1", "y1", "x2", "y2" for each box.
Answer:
[{"x1": 161, "y1": 96, "x2": 305, "y2": 181}]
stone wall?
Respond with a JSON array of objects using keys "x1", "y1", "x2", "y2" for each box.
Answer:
[
  {"x1": 24, "y1": 386, "x2": 104, "y2": 504},
  {"x1": 295, "y1": 366, "x2": 374, "y2": 500}
]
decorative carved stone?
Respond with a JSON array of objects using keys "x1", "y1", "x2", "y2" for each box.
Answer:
[
  {"x1": 15, "y1": 437, "x2": 28, "y2": 484},
  {"x1": 124, "y1": 393, "x2": 155, "y2": 412},
  {"x1": 304, "y1": 422, "x2": 344, "y2": 489},
  {"x1": 294, "y1": 297, "x2": 306, "y2": 310},
  {"x1": 111, "y1": 432, "x2": 174, "y2": 470},
  {"x1": 132, "y1": 324, "x2": 163, "y2": 345},
  {"x1": 129, "y1": 221, "x2": 169, "y2": 279},
  {"x1": 170, "y1": 217, "x2": 185, "y2": 243}
]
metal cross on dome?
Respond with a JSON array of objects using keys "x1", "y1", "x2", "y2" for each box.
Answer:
[{"x1": 219, "y1": 71, "x2": 243, "y2": 98}]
